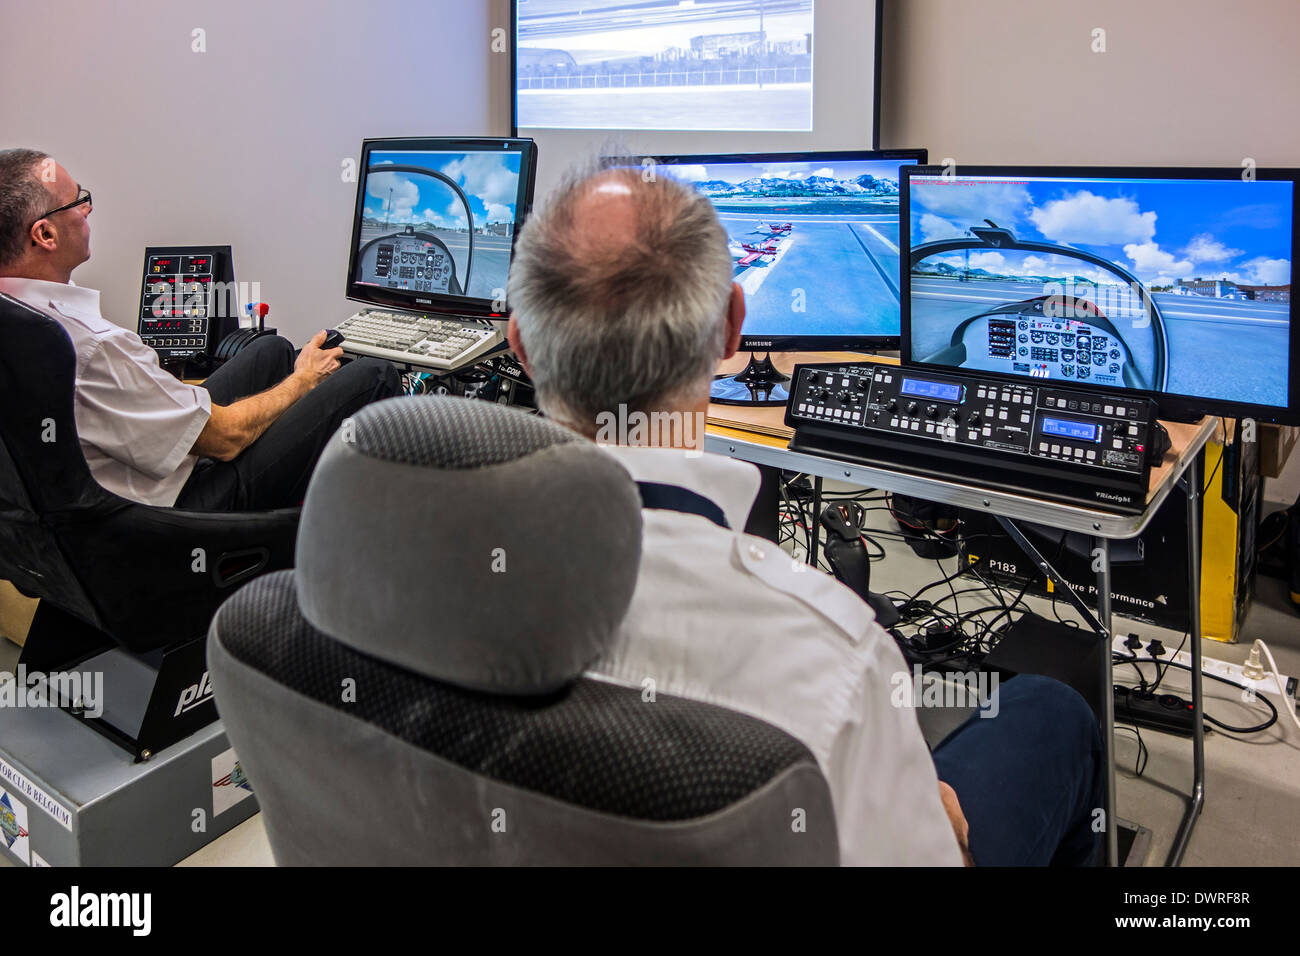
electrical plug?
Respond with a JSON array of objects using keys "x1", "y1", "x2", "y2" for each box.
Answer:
[{"x1": 1242, "y1": 641, "x2": 1266, "y2": 681}]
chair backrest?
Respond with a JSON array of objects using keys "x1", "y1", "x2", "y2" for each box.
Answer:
[
  {"x1": 208, "y1": 397, "x2": 839, "y2": 865},
  {"x1": 0, "y1": 291, "x2": 301, "y2": 653},
  {"x1": 0, "y1": 292, "x2": 117, "y2": 626}
]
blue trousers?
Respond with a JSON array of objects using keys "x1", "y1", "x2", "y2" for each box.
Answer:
[{"x1": 932, "y1": 674, "x2": 1105, "y2": 866}]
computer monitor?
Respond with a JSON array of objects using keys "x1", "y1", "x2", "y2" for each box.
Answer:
[
  {"x1": 345, "y1": 137, "x2": 538, "y2": 319},
  {"x1": 902, "y1": 165, "x2": 1299, "y2": 425},
  {"x1": 644, "y1": 149, "x2": 927, "y2": 403}
]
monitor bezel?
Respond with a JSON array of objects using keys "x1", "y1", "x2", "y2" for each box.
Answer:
[
  {"x1": 344, "y1": 137, "x2": 538, "y2": 319},
  {"x1": 636, "y1": 148, "x2": 927, "y2": 352},
  {"x1": 900, "y1": 164, "x2": 1300, "y2": 426}
]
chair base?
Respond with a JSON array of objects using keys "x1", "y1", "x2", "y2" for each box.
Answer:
[{"x1": 19, "y1": 604, "x2": 217, "y2": 762}]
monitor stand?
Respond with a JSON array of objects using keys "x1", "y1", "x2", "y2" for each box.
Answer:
[{"x1": 710, "y1": 352, "x2": 791, "y2": 407}]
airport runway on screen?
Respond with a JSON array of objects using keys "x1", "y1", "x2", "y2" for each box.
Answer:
[
  {"x1": 719, "y1": 214, "x2": 901, "y2": 338},
  {"x1": 909, "y1": 275, "x2": 1290, "y2": 405}
]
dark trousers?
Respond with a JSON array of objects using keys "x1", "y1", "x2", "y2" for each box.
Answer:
[
  {"x1": 175, "y1": 336, "x2": 401, "y2": 511},
  {"x1": 932, "y1": 674, "x2": 1105, "y2": 866}
]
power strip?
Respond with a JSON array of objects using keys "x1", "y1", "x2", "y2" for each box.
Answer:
[
  {"x1": 1109, "y1": 634, "x2": 1296, "y2": 705},
  {"x1": 1113, "y1": 684, "x2": 1196, "y2": 736}
]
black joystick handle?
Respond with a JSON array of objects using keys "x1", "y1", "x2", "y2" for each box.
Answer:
[
  {"x1": 322, "y1": 329, "x2": 345, "y2": 349},
  {"x1": 819, "y1": 502, "x2": 901, "y2": 627}
]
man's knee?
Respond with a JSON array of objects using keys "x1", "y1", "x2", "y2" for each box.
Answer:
[
  {"x1": 1003, "y1": 674, "x2": 1099, "y2": 746},
  {"x1": 242, "y1": 334, "x2": 295, "y2": 364},
  {"x1": 338, "y1": 357, "x2": 401, "y2": 397}
]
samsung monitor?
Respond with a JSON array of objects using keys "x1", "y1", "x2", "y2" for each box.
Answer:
[
  {"x1": 345, "y1": 137, "x2": 538, "y2": 319},
  {"x1": 902, "y1": 166, "x2": 1298, "y2": 424},
  {"x1": 645, "y1": 149, "x2": 926, "y2": 403}
]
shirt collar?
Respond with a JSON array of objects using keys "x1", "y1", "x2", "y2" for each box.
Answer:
[
  {"x1": 598, "y1": 444, "x2": 760, "y2": 532},
  {"x1": 0, "y1": 276, "x2": 101, "y2": 320}
]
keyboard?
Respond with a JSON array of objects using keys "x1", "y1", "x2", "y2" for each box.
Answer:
[{"x1": 336, "y1": 309, "x2": 504, "y2": 371}]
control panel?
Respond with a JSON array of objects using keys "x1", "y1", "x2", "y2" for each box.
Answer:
[
  {"x1": 355, "y1": 227, "x2": 460, "y2": 295},
  {"x1": 787, "y1": 363, "x2": 1163, "y2": 511},
  {"x1": 137, "y1": 245, "x2": 237, "y2": 365},
  {"x1": 957, "y1": 298, "x2": 1131, "y2": 388}
]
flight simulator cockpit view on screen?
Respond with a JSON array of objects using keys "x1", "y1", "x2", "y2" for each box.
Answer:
[
  {"x1": 348, "y1": 139, "x2": 535, "y2": 313},
  {"x1": 654, "y1": 152, "x2": 925, "y2": 346},
  {"x1": 903, "y1": 169, "x2": 1296, "y2": 418}
]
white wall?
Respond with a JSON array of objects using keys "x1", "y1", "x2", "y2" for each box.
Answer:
[
  {"x1": 880, "y1": 0, "x2": 1300, "y2": 165},
  {"x1": 0, "y1": 0, "x2": 509, "y2": 344}
]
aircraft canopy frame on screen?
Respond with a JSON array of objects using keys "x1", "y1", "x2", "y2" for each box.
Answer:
[
  {"x1": 900, "y1": 165, "x2": 1300, "y2": 425},
  {"x1": 644, "y1": 148, "x2": 927, "y2": 351},
  {"x1": 345, "y1": 137, "x2": 538, "y2": 319}
]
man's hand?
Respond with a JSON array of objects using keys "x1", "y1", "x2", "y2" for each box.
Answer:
[
  {"x1": 295, "y1": 330, "x2": 343, "y2": 386},
  {"x1": 191, "y1": 333, "x2": 341, "y2": 462},
  {"x1": 938, "y1": 781, "x2": 975, "y2": 866}
]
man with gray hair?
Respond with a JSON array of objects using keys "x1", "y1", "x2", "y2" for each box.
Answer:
[
  {"x1": 0, "y1": 148, "x2": 399, "y2": 510},
  {"x1": 506, "y1": 162, "x2": 1104, "y2": 866}
]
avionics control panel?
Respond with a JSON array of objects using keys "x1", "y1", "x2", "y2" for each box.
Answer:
[
  {"x1": 959, "y1": 298, "x2": 1131, "y2": 387},
  {"x1": 786, "y1": 363, "x2": 1163, "y2": 512},
  {"x1": 137, "y1": 245, "x2": 237, "y2": 365},
  {"x1": 360, "y1": 231, "x2": 457, "y2": 294}
]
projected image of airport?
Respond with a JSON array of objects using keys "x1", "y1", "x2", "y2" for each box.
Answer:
[
  {"x1": 661, "y1": 158, "x2": 910, "y2": 338},
  {"x1": 907, "y1": 174, "x2": 1294, "y2": 407},
  {"x1": 516, "y1": 0, "x2": 813, "y2": 131},
  {"x1": 353, "y1": 150, "x2": 523, "y2": 301}
]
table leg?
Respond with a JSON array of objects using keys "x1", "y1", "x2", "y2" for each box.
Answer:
[
  {"x1": 810, "y1": 476, "x2": 823, "y2": 569},
  {"x1": 992, "y1": 517, "x2": 1117, "y2": 865},
  {"x1": 1094, "y1": 536, "x2": 1119, "y2": 867},
  {"x1": 1167, "y1": 454, "x2": 1206, "y2": 866}
]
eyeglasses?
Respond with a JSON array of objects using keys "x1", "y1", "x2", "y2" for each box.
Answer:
[{"x1": 33, "y1": 185, "x2": 92, "y2": 227}]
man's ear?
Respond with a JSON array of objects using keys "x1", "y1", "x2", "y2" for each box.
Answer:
[
  {"x1": 721, "y1": 282, "x2": 746, "y2": 360},
  {"x1": 506, "y1": 314, "x2": 532, "y2": 377},
  {"x1": 29, "y1": 218, "x2": 56, "y2": 253}
]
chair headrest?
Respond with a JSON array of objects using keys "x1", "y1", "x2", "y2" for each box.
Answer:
[{"x1": 295, "y1": 397, "x2": 643, "y2": 695}]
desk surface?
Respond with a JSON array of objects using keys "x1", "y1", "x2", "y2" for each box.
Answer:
[{"x1": 705, "y1": 355, "x2": 1219, "y2": 539}]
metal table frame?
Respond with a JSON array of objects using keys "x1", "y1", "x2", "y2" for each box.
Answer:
[{"x1": 705, "y1": 418, "x2": 1216, "y2": 866}]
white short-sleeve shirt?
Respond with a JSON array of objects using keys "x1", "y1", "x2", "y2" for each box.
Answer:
[
  {"x1": 0, "y1": 277, "x2": 212, "y2": 506},
  {"x1": 590, "y1": 444, "x2": 963, "y2": 866}
]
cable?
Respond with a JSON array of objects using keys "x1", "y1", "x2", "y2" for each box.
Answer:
[
  {"x1": 1257, "y1": 510, "x2": 1290, "y2": 554},
  {"x1": 1250, "y1": 639, "x2": 1300, "y2": 736},
  {"x1": 1113, "y1": 725, "x2": 1149, "y2": 777},
  {"x1": 1148, "y1": 631, "x2": 1188, "y2": 693},
  {"x1": 1152, "y1": 658, "x2": 1278, "y2": 735},
  {"x1": 1113, "y1": 651, "x2": 1151, "y2": 693},
  {"x1": 1199, "y1": 416, "x2": 1229, "y2": 497}
]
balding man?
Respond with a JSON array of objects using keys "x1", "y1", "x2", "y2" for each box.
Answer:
[
  {"x1": 506, "y1": 161, "x2": 1104, "y2": 866},
  {"x1": 0, "y1": 148, "x2": 400, "y2": 510}
]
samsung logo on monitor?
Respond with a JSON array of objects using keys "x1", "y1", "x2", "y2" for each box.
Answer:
[
  {"x1": 749, "y1": 340, "x2": 774, "y2": 346},
  {"x1": 416, "y1": 298, "x2": 432, "y2": 305}
]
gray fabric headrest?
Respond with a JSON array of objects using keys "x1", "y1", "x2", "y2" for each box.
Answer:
[{"x1": 295, "y1": 397, "x2": 643, "y2": 695}]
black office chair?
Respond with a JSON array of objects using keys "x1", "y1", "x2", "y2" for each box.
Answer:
[
  {"x1": 208, "y1": 398, "x2": 839, "y2": 864},
  {"x1": 0, "y1": 291, "x2": 300, "y2": 759}
]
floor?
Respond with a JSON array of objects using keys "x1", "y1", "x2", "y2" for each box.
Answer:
[{"x1": 2, "y1": 450, "x2": 1297, "y2": 868}]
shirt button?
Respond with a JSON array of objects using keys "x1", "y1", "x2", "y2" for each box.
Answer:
[{"x1": 748, "y1": 544, "x2": 766, "y2": 560}]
